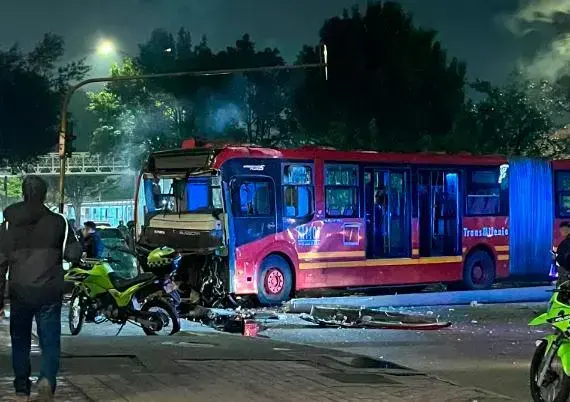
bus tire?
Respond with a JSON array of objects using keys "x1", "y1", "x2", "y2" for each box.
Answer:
[
  {"x1": 462, "y1": 250, "x2": 495, "y2": 290},
  {"x1": 257, "y1": 255, "x2": 293, "y2": 306}
]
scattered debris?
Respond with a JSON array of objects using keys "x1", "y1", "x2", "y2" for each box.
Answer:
[
  {"x1": 183, "y1": 305, "x2": 278, "y2": 336},
  {"x1": 299, "y1": 306, "x2": 452, "y2": 330}
]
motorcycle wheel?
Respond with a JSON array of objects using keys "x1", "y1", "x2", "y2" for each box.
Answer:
[
  {"x1": 68, "y1": 289, "x2": 86, "y2": 336},
  {"x1": 140, "y1": 298, "x2": 181, "y2": 336},
  {"x1": 530, "y1": 340, "x2": 570, "y2": 402}
]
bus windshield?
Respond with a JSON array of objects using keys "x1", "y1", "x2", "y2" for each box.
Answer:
[{"x1": 143, "y1": 175, "x2": 223, "y2": 214}]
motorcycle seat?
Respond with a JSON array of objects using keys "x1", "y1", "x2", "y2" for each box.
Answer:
[{"x1": 109, "y1": 272, "x2": 155, "y2": 291}]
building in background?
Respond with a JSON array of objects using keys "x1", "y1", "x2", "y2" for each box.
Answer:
[{"x1": 65, "y1": 200, "x2": 134, "y2": 227}]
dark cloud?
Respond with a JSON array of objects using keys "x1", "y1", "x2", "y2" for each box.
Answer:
[{"x1": 505, "y1": 0, "x2": 570, "y2": 79}]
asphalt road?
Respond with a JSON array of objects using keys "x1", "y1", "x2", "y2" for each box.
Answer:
[
  {"x1": 50, "y1": 300, "x2": 546, "y2": 401},
  {"x1": 263, "y1": 303, "x2": 545, "y2": 401}
]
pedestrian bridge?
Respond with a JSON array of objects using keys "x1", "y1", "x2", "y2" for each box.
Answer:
[{"x1": 0, "y1": 153, "x2": 133, "y2": 176}]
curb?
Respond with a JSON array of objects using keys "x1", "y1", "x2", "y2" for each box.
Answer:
[{"x1": 287, "y1": 286, "x2": 553, "y2": 312}]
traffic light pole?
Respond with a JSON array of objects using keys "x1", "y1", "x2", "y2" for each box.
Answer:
[{"x1": 57, "y1": 58, "x2": 328, "y2": 214}]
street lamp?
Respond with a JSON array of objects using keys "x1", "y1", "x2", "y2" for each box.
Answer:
[{"x1": 96, "y1": 39, "x2": 116, "y2": 56}]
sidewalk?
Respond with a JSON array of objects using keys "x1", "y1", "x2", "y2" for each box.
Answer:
[{"x1": 0, "y1": 322, "x2": 513, "y2": 401}]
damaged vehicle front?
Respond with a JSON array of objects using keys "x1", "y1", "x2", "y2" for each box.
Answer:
[{"x1": 135, "y1": 148, "x2": 231, "y2": 311}]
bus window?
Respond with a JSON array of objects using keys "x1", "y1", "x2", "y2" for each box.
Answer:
[
  {"x1": 418, "y1": 170, "x2": 460, "y2": 257},
  {"x1": 466, "y1": 170, "x2": 500, "y2": 216},
  {"x1": 365, "y1": 168, "x2": 409, "y2": 258},
  {"x1": 556, "y1": 171, "x2": 570, "y2": 217},
  {"x1": 282, "y1": 164, "x2": 314, "y2": 221},
  {"x1": 186, "y1": 178, "x2": 209, "y2": 211},
  {"x1": 143, "y1": 177, "x2": 185, "y2": 212},
  {"x1": 325, "y1": 165, "x2": 359, "y2": 218},
  {"x1": 232, "y1": 179, "x2": 273, "y2": 217}
]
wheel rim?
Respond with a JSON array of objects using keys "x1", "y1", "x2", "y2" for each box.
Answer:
[
  {"x1": 148, "y1": 306, "x2": 172, "y2": 335},
  {"x1": 536, "y1": 355, "x2": 565, "y2": 402},
  {"x1": 70, "y1": 295, "x2": 81, "y2": 329},
  {"x1": 471, "y1": 263, "x2": 486, "y2": 285},
  {"x1": 264, "y1": 268, "x2": 284, "y2": 295}
]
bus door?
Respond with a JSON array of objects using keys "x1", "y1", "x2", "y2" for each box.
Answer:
[
  {"x1": 229, "y1": 176, "x2": 277, "y2": 247},
  {"x1": 364, "y1": 168, "x2": 410, "y2": 258},
  {"x1": 417, "y1": 170, "x2": 460, "y2": 257}
]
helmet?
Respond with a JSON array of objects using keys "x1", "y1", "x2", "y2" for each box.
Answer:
[{"x1": 147, "y1": 246, "x2": 177, "y2": 268}]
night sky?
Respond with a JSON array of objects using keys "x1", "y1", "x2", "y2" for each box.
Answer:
[{"x1": 0, "y1": 0, "x2": 566, "y2": 83}]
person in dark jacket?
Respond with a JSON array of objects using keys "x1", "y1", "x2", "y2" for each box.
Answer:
[
  {"x1": 0, "y1": 175, "x2": 81, "y2": 401},
  {"x1": 81, "y1": 221, "x2": 104, "y2": 259},
  {"x1": 556, "y1": 221, "x2": 570, "y2": 285}
]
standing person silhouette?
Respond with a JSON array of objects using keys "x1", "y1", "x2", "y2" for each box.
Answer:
[{"x1": 0, "y1": 176, "x2": 81, "y2": 401}]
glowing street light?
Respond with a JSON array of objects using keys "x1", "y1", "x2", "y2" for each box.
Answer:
[{"x1": 96, "y1": 39, "x2": 116, "y2": 56}]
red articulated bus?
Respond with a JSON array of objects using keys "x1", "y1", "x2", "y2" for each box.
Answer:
[
  {"x1": 552, "y1": 160, "x2": 570, "y2": 252},
  {"x1": 134, "y1": 143, "x2": 554, "y2": 307}
]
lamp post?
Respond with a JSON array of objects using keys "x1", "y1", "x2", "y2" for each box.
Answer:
[{"x1": 57, "y1": 45, "x2": 328, "y2": 213}]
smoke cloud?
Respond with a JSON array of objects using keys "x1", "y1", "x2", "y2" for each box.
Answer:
[{"x1": 505, "y1": 0, "x2": 570, "y2": 79}]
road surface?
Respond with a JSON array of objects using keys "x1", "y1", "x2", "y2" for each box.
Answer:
[
  {"x1": 50, "y1": 300, "x2": 545, "y2": 401},
  {"x1": 264, "y1": 303, "x2": 543, "y2": 401}
]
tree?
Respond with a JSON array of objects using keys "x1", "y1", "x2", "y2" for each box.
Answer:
[
  {"x1": 451, "y1": 74, "x2": 565, "y2": 156},
  {"x1": 89, "y1": 29, "x2": 295, "y2": 163},
  {"x1": 294, "y1": 3, "x2": 466, "y2": 152},
  {"x1": 215, "y1": 34, "x2": 292, "y2": 145},
  {"x1": 0, "y1": 33, "x2": 89, "y2": 162},
  {"x1": 88, "y1": 58, "x2": 189, "y2": 167}
]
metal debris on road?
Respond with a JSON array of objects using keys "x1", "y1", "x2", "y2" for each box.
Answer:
[
  {"x1": 299, "y1": 306, "x2": 452, "y2": 330},
  {"x1": 184, "y1": 305, "x2": 280, "y2": 336}
]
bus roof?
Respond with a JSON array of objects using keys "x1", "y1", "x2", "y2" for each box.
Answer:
[
  {"x1": 211, "y1": 145, "x2": 509, "y2": 168},
  {"x1": 552, "y1": 159, "x2": 570, "y2": 170},
  {"x1": 147, "y1": 145, "x2": 510, "y2": 173}
]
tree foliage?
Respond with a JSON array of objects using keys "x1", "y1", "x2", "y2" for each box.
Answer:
[
  {"x1": 84, "y1": 1, "x2": 564, "y2": 164},
  {"x1": 0, "y1": 33, "x2": 89, "y2": 162},
  {"x1": 89, "y1": 30, "x2": 295, "y2": 163},
  {"x1": 88, "y1": 58, "x2": 189, "y2": 167},
  {"x1": 294, "y1": 4, "x2": 467, "y2": 152},
  {"x1": 451, "y1": 75, "x2": 565, "y2": 156}
]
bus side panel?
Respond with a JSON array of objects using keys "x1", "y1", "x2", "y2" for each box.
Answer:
[
  {"x1": 293, "y1": 217, "x2": 366, "y2": 289},
  {"x1": 231, "y1": 217, "x2": 368, "y2": 294},
  {"x1": 232, "y1": 234, "x2": 299, "y2": 295},
  {"x1": 461, "y1": 216, "x2": 508, "y2": 278},
  {"x1": 295, "y1": 258, "x2": 462, "y2": 289},
  {"x1": 555, "y1": 219, "x2": 565, "y2": 251},
  {"x1": 553, "y1": 167, "x2": 570, "y2": 253},
  {"x1": 221, "y1": 157, "x2": 291, "y2": 295},
  {"x1": 509, "y1": 158, "x2": 553, "y2": 278}
]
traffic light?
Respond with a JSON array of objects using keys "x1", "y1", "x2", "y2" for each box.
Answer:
[{"x1": 65, "y1": 113, "x2": 76, "y2": 157}]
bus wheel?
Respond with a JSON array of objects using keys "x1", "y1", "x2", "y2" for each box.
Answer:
[
  {"x1": 463, "y1": 250, "x2": 495, "y2": 290},
  {"x1": 257, "y1": 255, "x2": 293, "y2": 306}
]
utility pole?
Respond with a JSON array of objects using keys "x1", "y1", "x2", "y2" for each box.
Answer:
[{"x1": 57, "y1": 48, "x2": 328, "y2": 213}]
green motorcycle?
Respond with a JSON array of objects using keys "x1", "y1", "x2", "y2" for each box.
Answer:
[
  {"x1": 64, "y1": 246, "x2": 181, "y2": 336},
  {"x1": 529, "y1": 254, "x2": 570, "y2": 401}
]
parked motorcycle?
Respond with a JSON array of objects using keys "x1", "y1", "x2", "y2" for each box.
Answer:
[
  {"x1": 529, "y1": 251, "x2": 570, "y2": 401},
  {"x1": 64, "y1": 246, "x2": 181, "y2": 336}
]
